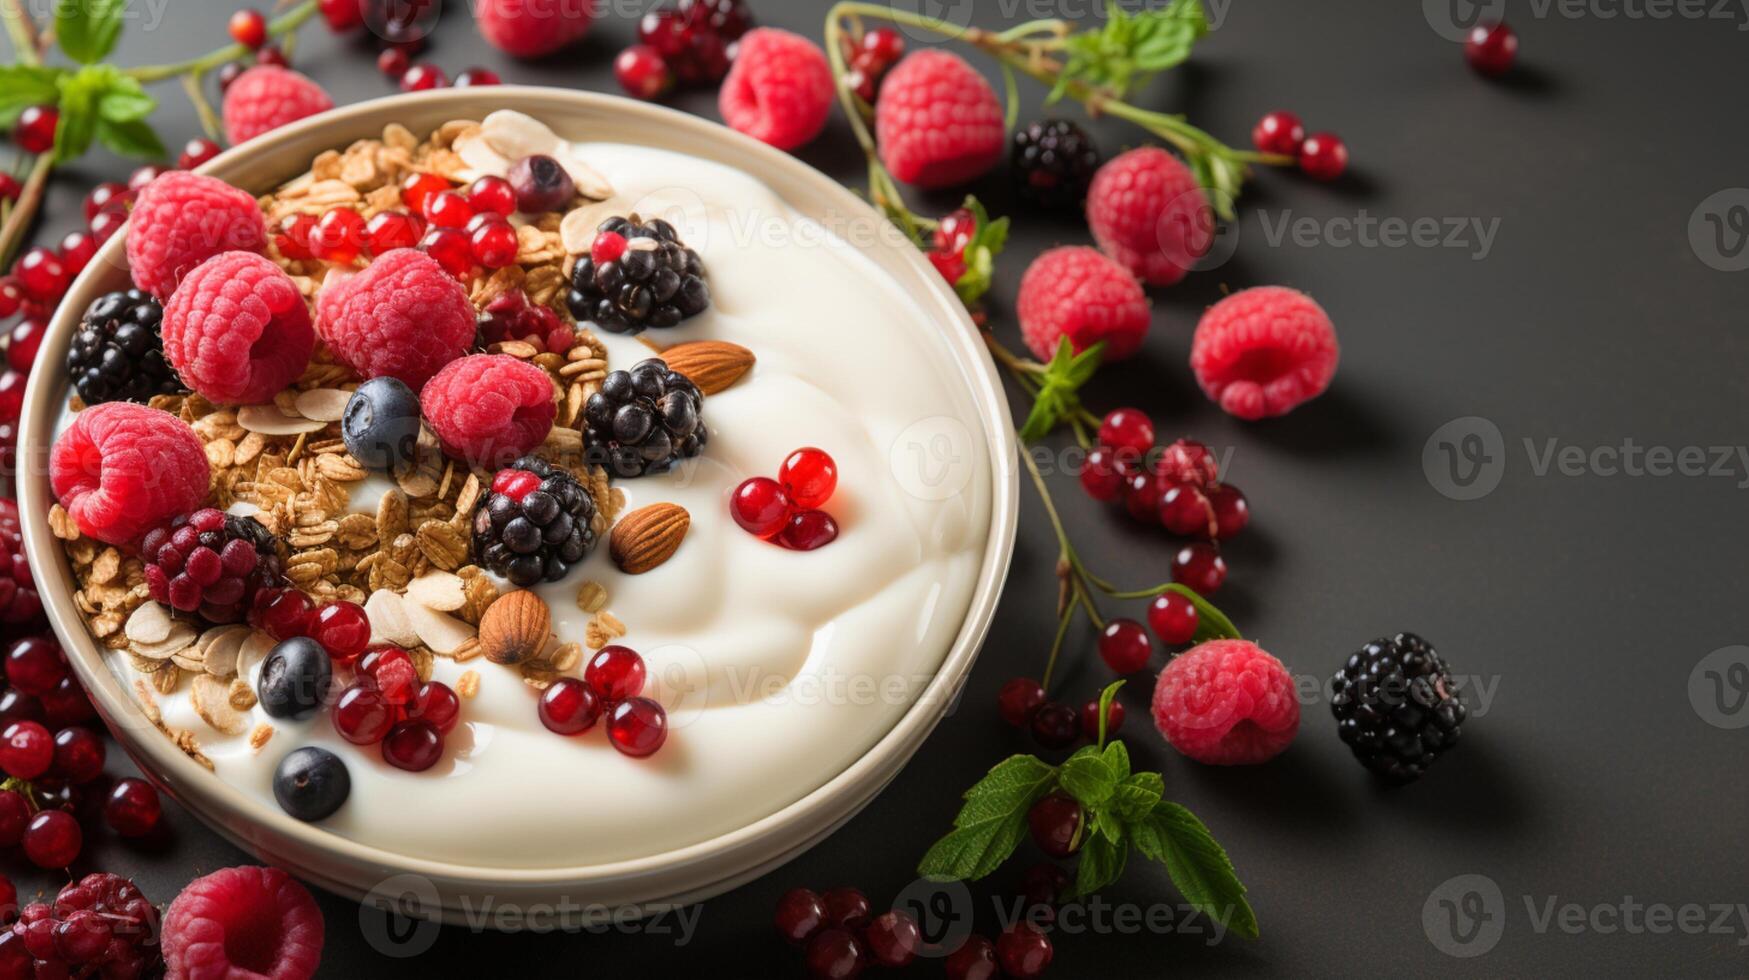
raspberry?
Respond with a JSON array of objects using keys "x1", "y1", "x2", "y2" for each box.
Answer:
[
  {"x1": 50, "y1": 403, "x2": 210, "y2": 546},
  {"x1": 1016, "y1": 246, "x2": 1151, "y2": 362},
  {"x1": 875, "y1": 51, "x2": 1004, "y2": 188},
  {"x1": 1151, "y1": 639, "x2": 1299, "y2": 765},
  {"x1": 0, "y1": 500, "x2": 40, "y2": 626},
  {"x1": 718, "y1": 28, "x2": 833, "y2": 151},
  {"x1": 125, "y1": 171, "x2": 267, "y2": 301},
  {"x1": 162, "y1": 252, "x2": 315, "y2": 405},
  {"x1": 1190, "y1": 285, "x2": 1339, "y2": 420},
  {"x1": 162, "y1": 865, "x2": 324, "y2": 980},
  {"x1": 314, "y1": 248, "x2": 474, "y2": 390},
  {"x1": 422, "y1": 355, "x2": 556, "y2": 467},
  {"x1": 476, "y1": 0, "x2": 594, "y2": 58},
  {"x1": 221, "y1": 66, "x2": 334, "y2": 145},
  {"x1": 1087, "y1": 146, "x2": 1214, "y2": 287}
]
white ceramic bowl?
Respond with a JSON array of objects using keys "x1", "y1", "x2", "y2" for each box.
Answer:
[{"x1": 18, "y1": 88, "x2": 1017, "y2": 922}]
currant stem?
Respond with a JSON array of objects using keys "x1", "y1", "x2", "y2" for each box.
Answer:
[
  {"x1": 0, "y1": 0, "x2": 40, "y2": 67},
  {"x1": 0, "y1": 155, "x2": 52, "y2": 274},
  {"x1": 126, "y1": 0, "x2": 317, "y2": 83},
  {"x1": 1040, "y1": 603, "x2": 1075, "y2": 692},
  {"x1": 182, "y1": 72, "x2": 224, "y2": 143}
]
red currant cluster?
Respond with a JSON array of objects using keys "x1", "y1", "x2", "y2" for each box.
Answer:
[
  {"x1": 997, "y1": 676, "x2": 1122, "y2": 752},
  {"x1": 334, "y1": 647, "x2": 460, "y2": 772},
  {"x1": 407, "y1": 173, "x2": 519, "y2": 278},
  {"x1": 377, "y1": 52, "x2": 499, "y2": 93},
  {"x1": 1251, "y1": 110, "x2": 1348, "y2": 182},
  {"x1": 730, "y1": 448, "x2": 841, "y2": 551},
  {"x1": 926, "y1": 207, "x2": 981, "y2": 288},
  {"x1": 537, "y1": 645, "x2": 669, "y2": 757},
  {"x1": 614, "y1": 0, "x2": 755, "y2": 100},
  {"x1": 776, "y1": 885, "x2": 927, "y2": 976},
  {"x1": 837, "y1": 26, "x2": 905, "y2": 103},
  {"x1": 1, "y1": 873, "x2": 163, "y2": 976},
  {"x1": 478, "y1": 288, "x2": 575, "y2": 355}
]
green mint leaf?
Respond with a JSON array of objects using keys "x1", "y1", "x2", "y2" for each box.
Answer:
[
  {"x1": 1018, "y1": 393, "x2": 1061, "y2": 443},
  {"x1": 1133, "y1": 801, "x2": 1259, "y2": 939},
  {"x1": 917, "y1": 820, "x2": 1031, "y2": 882},
  {"x1": 1093, "y1": 805, "x2": 1126, "y2": 846},
  {"x1": 1060, "y1": 0, "x2": 1209, "y2": 99},
  {"x1": 951, "y1": 755, "x2": 1058, "y2": 828},
  {"x1": 0, "y1": 66, "x2": 67, "y2": 125},
  {"x1": 1111, "y1": 772, "x2": 1164, "y2": 822},
  {"x1": 1100, "y1": 738, "x2": 1131, "y2": 782},
  {"x1": 56, "y1": 0, "x2": 129, "y2": 64},
  {"x1": 916, "y1": 755, "x2": 1057, "y2": 881},
  {"x1": 95, "y1": 117, "x2": 166, "y2": 160},
  {"x1": 1072, "y1": 827, "x2": 1128, "y2": 898},
  {"x1": 1017, "y1": 339, "x2": 1106, "y2": 443},
  {"x1": 1058, "y1": 745, "x2": 1117, "y2": 809},
  {"x1": 97, "y1": 75, "x2": 156, "y2": 124},
  {"x1": 1163, "y1": 583, "x2": 1241, "y2": 641},
  {"x1": 1093, "y1": 679, "x2": 1124, "y2": 746},
  {"x1": 52, "y1": 70, "x2": 105, "y2": 162}
]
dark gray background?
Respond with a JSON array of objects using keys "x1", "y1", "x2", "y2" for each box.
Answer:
[{"x1": 10, "y1": 0, "x2": 1749, "y2": 975}]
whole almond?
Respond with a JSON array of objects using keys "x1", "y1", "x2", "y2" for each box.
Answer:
[
  {"x1": 477, "y1": 590, "x2": 551, "y2": 665},
  {"x1": 658, "y1": 341, "x2": 755, "y2": 395},
  {"x1": 610, "y1": 503, "x2": 690, "y2": 574}
]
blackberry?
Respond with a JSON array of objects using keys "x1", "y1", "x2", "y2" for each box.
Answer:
[
  {"x1": 471, "y1": 456, "x2": 599, "y2": 587},
  {"x1": 565, "y1": 215, "x2": 710, "y2": 334},
  {"x1": 583, "y1": 358, "x2": 707, "y2": 478},
  {"x1": 1330, "y1": 632, "x2": 1467, "y2": 783},
  {"x1": 65, "y1": 288, "x2": 184, "y2": 405},
  {"x1": 141, "y1": 508, "x2": 285, "y2": 624},
  {"x1": 1011, "y1": 119, "x2": 1101, "y2": 209}
]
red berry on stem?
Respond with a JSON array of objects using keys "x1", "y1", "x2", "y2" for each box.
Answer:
[
  {"x1": 0, "y1": 371, "x2": 24, "y2": 423},
  {"x1": 1123, "y1": 470, "x2": 1163, "y2": 524},
  {"x1": 87, "y1": 208, "x2": 127, "y2": 244},
  {"x1": 860, "y1": 27, "x2": 905, "y2": 70},
  {"x1": 419, "y1": 227, "x2": 474, "y2": 279},
  {"x1": 310, "y1": 601, "x2": 370, "y2": 662},
  {"x1": 779, "y1": 447, "x2": 838, "y2": 509},
  {"x1": 1029, "y1": 701, "x2": 1079, "y2": 749},
  {"x1": 217, "y1": 60, "x2": 246, "y2": 92},
  {"x1": 996, "y1": 922, "x2": 1054, "y2": 979},
  {"x1": 319, "y1": 0, "x2": 363, "y2": 32},
  {"x1": 615, "y1": 45, "x2": 674, "y2": 100},
  {"x1": 1465, "y1": 22, "x2": 1518, "y2": 77},
  {"x1": 538, "y1": 677, "x2": 601, "y2": 735},
  {"x1": 229, "y1": 9, "x2": 267, "y2": 49},
  {"x1": 1252, "y1": 110, "x2": 1305, "y2": 156},
  {"x1": 1098, "y1": 408, "x2": 1154, "y2": 456},
  {"x1": 6, "y1": 636, "x2": 67, "y2": 696},
  {"x1": 0, "y1": 789, "x2": 28, "y2": 846},
  {"x1": 376, "y1": 47, "x2": 409, "y2": 80},
  {"x1": 1098, "y1": 618, "x2": 1152, "y2": 673},
  {"x1": 400, "y1": 63, "x2": 449, "y2": 92},
  {"x1": 129, "y1": 164, "x2": 169, "y2": 191},
  {"x1": 1209, "y1": 483, "x2": 1249, "y2": 539},
  {"x1": 39, "y1": 676, "x2": 94, "y2": 729},
  {"x1": 934, "y1": 207, "x2": 976, "y2": 255},
  {"x1": 731, "y1": 477, "x2": 793, "y2": 538},
  {"x1": 1298, "y1": 132, "x2": 1349, "y2": 182},
  {"x1": 608, "y1": 697, "x2": 667, "y2": 757},
  {"x1": 1027, "y1": 792, "x2": 1082, "y2": 857},
  {"x1": 0, "y1": 279, "x2": 19, "y2": 318},
  {"x1": 105, "y1": 778, "x2": 162, "y2": 837},
  {"x1": 6, "y1": 318, "x2": 43, "y2": 371},
  {"x1": 585, "y1": 645, "x2": 646, "y2": 703},
  {"x1": 1172, "y1": 542, "x2": 1227, "y2": 596},
  {"x1": 1079, "y1": 446, "x2": 1126, "y2": 502},
  {"x1": 454, "y1": 67, "x2": 501, "y2": 87},
  {"x1": 22, "y1": 810, "x2": 79, "y2": 868},
  {"x1": 14, "y1": 106, "x2": 57, "y2": 155},
  {"x1": 1156, "y1": 438, "x2": 1219, "y2": 489},
  {"x1": 945, "y1": 935, "x2": 998, "y2": 980},
  {"x1": 363, "y1": 210, "x2": 423, "y2": 253},
  {"x1": 1159, "y1": 483, "x2": 1216, "y2": 538},
  {"x1": 257, "y1": 45, "x2": 290, "y2": 67},
  {"x1": 0, "y1": 173, "x2": 18, "y2": 202},
  {"x1": 1147, "y1": 590, "x2": 1200, "y2": 646},
  {"x1": 259, "y1": 588, "x2": 314, "y2": 640},
  {"x1": 382, "y1": 720, "x2": 443, "y2": 771},
  {"x1": 178, "y1": 136, "x2": 223, "y2": 169},
  {"x1": 775, "y1": 887, "x2": 827, "y2": 945},
  {"x1": 997, "y1": 677, "x2": 1044, "y2": 727},
  {"x1": 1080, "y1": 696, "x2": 1124, "y2": 740},
  {"x1": 0, "y1": 721, "x2": 51, "y2": 779}
]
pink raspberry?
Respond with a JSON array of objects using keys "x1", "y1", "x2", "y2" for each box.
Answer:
[
  {"x1": 314, "y1": 248, "x2": 474, "y2": 391},
  {"x1": 50, "y1": 403, "x2": 210, "y2": 546},
  {"x1": 718, "y1": 28, "x2": 834, "y2": 151},
  {"x1": 162, "y1": 865, "x2": 324, "y2": 980},
  {"x1": 125, "y1": 171, "x2": 267, "y2": 301},
  {"x1": 875, "y1": 51, "x2": 1004, "y2": 188},
  {"x1": 1087, "y1": 146, "x2": 1215, "y2": 287},
  {"x1": 1152, "y1": 639, "x2": 1300, "y2": 765},
  {"x1": 421, "y1": 354, "x2": 556, "y2": 467},
  {"x1": 222, "y1": 66, "x2": 334, "y2": 145},
  {"x1": 476, "y1": 0, "x2": 594, "y2": 58},
  {"x1": 1190, "y1": 285, "x2": 1339, "y2": 420},
  {"x1": 1016, "y1": 246, "x2": 1151, "y2": 362},
  {"x1": 162, "y1": 252, "x2": 315, "y2": 405}
]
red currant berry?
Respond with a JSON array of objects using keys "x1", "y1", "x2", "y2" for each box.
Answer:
[
  {"x1": 312, "y1": 207, "x2": 367, "y2": 264},
  {"x1": 229, "y1": 9, "x2": 267, "y2": 49},
  {"x1": 0, "y1": 173, "x2": 17, "y2": 202},
  {"x1": 859, "y1": 27, "x2": 905, "y2": 71},
  {"x1": 376, "y1": 47, "x2": 410, "y2": 80},
  {"x1": 491, "y1": 468, "x2": 542, "y2": 500},
  {"x1": 1029, "y1": 701, "x2": 1079, "y2": 749},
  {"x1": 779, "y1": 447, "x2": 838, "y2": 509},
  {"x1": 778, "y1": 510, "x2": 839, "y2": 551},
  {"x1": 257, "y1": 45, "x2": 289, "y2": 67},
  {"x1": 585, "y1": 645, "x2": 646, "y2": 703},
  {"x1": 0, "y1": 789, "x2": 29, "y2": 845},
  {"x1": 0, "y1": 371, "x2": 24, "y2": 424},
  {"x1": 362, "y1": 209, "x2": 423, "y2": 254},
  {"x1": 400, "y1": 172, "x2": 450, "y2": 213},
  {"x1": 863, "y1": 909, "x2": 920, "y2": 968},
  {"x1": 1123, "y1": 471, "x2": 1162, "y2": 524},
  {"x1": 1171, "y1": 542, "x2": 1227, "y2": 596},
  {"x1": 319, "y1": 0, "x2": 363, "y2": 31},
  {"x1": 310, "y1": 601, "x2": 371, "y2": 662},
  {"x1": 1252, "y1": 110, "x2": 1306, "y2": 156},
  {"x1": 178, "y1": 136, "x2": 223, "y2": 170},
  {"x1": 467, "y1": 175, "x2": 516, "y2": 216},
  {"x1": 0, "y1": 690, "x2": 41, "y2": 730},
  {"x1": 607, "y1": 697, "x2": 667, "y2": 757},
  {"x1": 1080, "y1": 697, "x2": 1124, "y2": 740},
  {"x1": 358, "y1": 646, "x2": 416, "y2": 706},
  {"x1": 1027, "y1": 792, "x2": 1082, "y2": 857},
  {"x1": 731, "y1": 477, "x2": 793, "y2": 538},
  {"x1": 84, "y1": 182, "x2": 131, "y2": 222},
  {"x1": 995, "y1": 922, "x2": 1053, "y2": 979},
  {"x1": 217, "y1": 61, "x2": 246, "y2": 93},
  {"x1": 926, "y1": 248, "x2": 966, "y2": 285},
  {"x1": 400, "y1": 63, "x2": 449, "y2": 92},
  {"x1": 382, "y1": 720, "x2": 443, "y2": 771},
  {"x1": 39, "y1": 676, "x2": 94, "y2": 729},
  {"x1": 454, "y1": 67, "x2": 501, "y2": 87},
  {"x1": 422, "y1": 190, "x2": 474, "y2": 229},
  {"x1": 410, "y1": 682, "x2": 460, "y2": 734},
  {"x1": 934, "y1": 207, "x2": 976, "y2": 255},
  {"x1": 14, "y1": 106, "x2": 57, "y2": 155},
  {"x1": 774, "y1": 887, "x2": 827, "y2": 945},
  {"x1": 538, "y1": 677, "x2": 601, "y2": 735},
  {"x1": 105, "y1": 778, "x2": 161, "y2": 838},
  {"x1": 58, "y1": 231, "x2": 97, "y2": 277},
  {"x1": 1208, "y1": 483, "x2": 1249, "y2": 539},
  {"x1": 1079, "y1": 446, "x2": 1126, "y2": 502},
  {"x1": 1147, "y1": 591, "x2": 1200, "y2": 646},
  {"x1": 0, "y1": 279, "x2": 19, "y2": 318},
  {"x1": 1159, "y1": 483, "x2": 1216, "y2": 538},
  {"x1": 803, "y1": 928, "x2": 864, "y2": 980},
  {"x1": 0, "y1": 722, "x2": 49, "y2": 779},
  {"x1": 822, "y1": 887, "x2": 870, "y2": 929},
  {"x1": 470, "y1": 221, "x2": 519, "y2": 269},
  {"x1": 2, "y1": 316, "x2": 36, "y2": 371},
  {"x1": 1098, "y1": 407, "x2": 1154, "y2": 456},
  {"x1": 419, "y1": 227, "x2": 474, "y2": 279},
  {"x1": 1156, "y1": 438, "x2": 1218, "y2": 489},
  {"x1": 16, "y1": 247, "x2": 67, "y2": 302},
  {"x1": 49, "y1": 727, "x2": 103, "y2": 784},
  {"x1": 1465, "y1": 22, "x2": 1518, "y2": 77},
  {"x1": 1298, "y1": 132, "x2": 1349, "y2": 182},
  {"x1": 22, "y1": 810, "x2": 79, "y2": 868},
  {"x1": 464, "y1": 211, "x2": 508, "y2": 238},
  {"x1": 615, "y1": 45, "x2": 675, "y2": 100},
  {"x1": 333, "y1": 682, "x2": 397, "y2": 745},
  {"x1": 1097, "y1": 618, "x2": 1152, "y2": 674},
  {"x1": 5, "y1": 636, "x2": 67, "y2": 696},
  {"x1": 997, "y1": 677, "x2": 1044, "y2": 728},
  {"x1": 945, "y1": 935, "x2": 998, "y2": 980},
  {"x1": 590, "y1": 230, "x2": 628, "y2": 265},
  {"x1": 87, "y1": 207, "x2": 127, "y2": 244},
  {"x1": 259, "y1": 588, "x2": 314, "y2": 640},
  {"x1": 1020, "y1": 862, "x2": 1070, "y2": 915}
]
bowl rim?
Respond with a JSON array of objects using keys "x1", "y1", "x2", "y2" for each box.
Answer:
[{"x1": 18, "y1": 86, "x2": 1020, "y2": 888}]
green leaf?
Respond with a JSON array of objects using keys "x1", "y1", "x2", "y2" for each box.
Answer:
[
  {"x1": 52, "y1": 71, "x2": 105, "y2": 163},
  {"x1": 1111, "y1": 772, "x2": 1164, "y2": 822},
  {"x1": 1058, "y1": 0, "x2": 1210, "y2": 101},
  {"x1": 1072, "y1": 827, "x2": 1128, "y2": 897},
  {"x1": 95, "y1": 116, "x2": 166, "y2": 159},
  {"x1": 1093, "y1": 679, "x2": 1124, "y2": 746},
  {"x1": 97, "y1": 76, "x2": 156, "y2": 124},
  {"x1": 950, "y1": 196, "x2": 1010, "y2": 307},
  {"x1": 916, "y1": 755, "x2": 1057, "y2": 881},
  {"x1": 1017, "y1": 338, "x2": 1106, "y2": 442},
  {"x1": 1133, "y1": 801, "x2": 1259, "y2": 939},
  {"x1": 1058, "y1": 745, "x2": 1117, "y2": 809},
  {"x1": 1094, "y1": 805, "x2": 1126, "y2": 846},
  {"x1": 1163, "y1": 583, "x2": 1241, "y2": 641},
  {"x1": 0, "y1": 66, "x2": 67, "y2": 125},
  {"x1": 1100, "y1": 738, "x2": 1131, "y2": 782},
  {"x1": 56, "y1": 0, "x2": 129, "y2": 64}
]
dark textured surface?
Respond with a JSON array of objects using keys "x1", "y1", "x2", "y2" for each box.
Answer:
[{"x1": 10, "y1": 1, "x2": 1749, "y2": 976}]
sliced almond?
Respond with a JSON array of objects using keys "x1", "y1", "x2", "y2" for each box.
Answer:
[
  {"x1": 365, "y1": 589, "x2": 421, "y2": 648},
  {"x1": 404, "y1": 601, "x2": 476, "y2": 655},
  {"x1": 191, "y1": 674, "x2": 248, "y2": 736},
  {"x1": 124, "y1": 602, "x2": 173, "y2": 644},
  {"x1": 405, "y1": 571, "x2": 467, "y2": 612},
  {"x1": 479, "y1": 109, "x2": 560, "y2": 163},
  {"x1": 293, "y1": 388, "x2": 352, "y2": 422},
  {"x1": 202, "y1": 626, "x2": 251, "y2": 678},
  {"x1": 238, "y1": 403, "x2": 327, "y2": 436},
  {"x1": 131, "y1": 621, "x2": 199, "y2": 661},
  {"x1": 239, "y1": 631, "x2": 276, "y2": 675}
]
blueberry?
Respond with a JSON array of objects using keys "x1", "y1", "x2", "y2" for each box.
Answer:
[
  {"x1": 258, "y1": 637, "x2": 332, "y2": 719},
  {"x1": 507, "y1": 154, "x2": 575, "y2": 213},
  {"x1": 273, "y1": 746, "x2": 350, "y2": 821},
  {"x1": 342, "y1": 377, "x2": 422, "y2": 471}
]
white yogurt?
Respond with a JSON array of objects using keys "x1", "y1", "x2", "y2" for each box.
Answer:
[{"x1": 90, "y1": 143, "x2": 993, "y2": 867}]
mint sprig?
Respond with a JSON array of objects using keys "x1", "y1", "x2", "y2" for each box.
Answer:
[
  {"x1": 54, "y1": 0, "x2": 127, "y2": 65},
  {"x1": 1018, "y1": 338, "x2": 1105, "y2": 442},
  {"x1": 915, "y1": 754, "x2": 1056, "y2": 881},
  {"x1": 1051, "y1": 0, "x2": 1210, "y2": 103}
]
